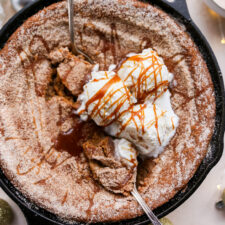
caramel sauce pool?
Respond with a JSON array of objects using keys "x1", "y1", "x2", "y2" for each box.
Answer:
[{"x1": 54, "y1": 120, "x2": 85, "y2": 157}]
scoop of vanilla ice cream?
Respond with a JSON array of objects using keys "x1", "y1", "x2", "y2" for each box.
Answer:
[
  {"x1": 118, "y1": 48, "x2": 173, "y2": 102},
  {"x1": 106, "y1": 103, "x2": 179, "y2": 158},
  {"x1": 76, "y1": 69, "x2": 136, "y2": 126},
  {"x1": 154, "y1": 89, "x2": 174, "y2": 113},
  {"x1": 114, "y1": 138, "x2": 138, "y2": 168}
]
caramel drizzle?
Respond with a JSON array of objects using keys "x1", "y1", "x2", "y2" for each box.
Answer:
[
  {"x1": 15, "y1": 35, "x2": 66, "y2": 177},
  {"x1": 16, "y1": 147, "x2": 53, "y2": 175},
  {"x1": 50, "y1": 156, "x2": 71, "y2": 170},
  {"x1": 171, "y1": 117, "x2": 175, "y2": 130},
  {"x1": 17, "y1": 47, "x2": 43, "y2": 148},
  {"x1": 116, "y1": 104, "x2": 165, "y2": 146},
  {"x1": 81, "y1": 75, "x2": 133, "y2": 126},
  {"x1": 0, "y1": 116, "x2": 5, "y2": 137},
  {"x1": 85, "y1": 75, "x2": 121, "y2": 112},
  {"x1": 16, "y1": 146, "x2": 71, "y2": 176},
  {"x1": 34, "y1": 175, "x2": 52, "y2": 185},
  {"x1": 86, "y1": 76, "x2": 121, "y2": 108},
  {"x1": 110, "y1": 23, "x2": 121, "y2": 64},
  {"x1": 86, "y1": 183, "x2": 100, "y2": 219},
  {"x1": 29, "y1": 35, "x2": 50, "y2": 54},
  {"x1": 120, "y1": 51, "x2": 168, "y2": 101},
  {"x1": 153, "y1": 104, "x2": 161, "y2": 145},
  {"x1": 27, "y1": 35, "x2": 51, "y2": 131},
  {"x1": 97, "y1": 84, "x2": 132, "y2": 125},
  {"x1": 5, "y1": 137, "x2": 28, "y2": 141},
  {"x1": 146, "y1": 110, "x2": 166, "y2": 130},
  {"x1": 162, "y1": 52, "x2": 186, "y2": 72},
  {"x1": 117, "y1": 104, "x2": 147, "y2": 136},
  {"x1": 61, "y1": 191, "x2": 68, "y2": 205},
  {"x1": 140, "y1": 37, "x2": 152, "y2": 51},
  {"x1": 82, "y1": 22, "x2": 120, "y2": 69},
  {"x1": 23, "y1": 147, "x2": 31, "y2": 155},
  {"x1": 0, "y1": 128, "x2": 5, "y2": 137},
  {"x1": 16, "y1": 47, "x2": 43, "y2": 140}
]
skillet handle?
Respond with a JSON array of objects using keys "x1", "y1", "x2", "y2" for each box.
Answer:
[
  {"x1": 18, "y1": 203, "x2": 57, "y2": 225},
  {"x1": 159, "y1": 0, "x2": 191, "y2": 21}
]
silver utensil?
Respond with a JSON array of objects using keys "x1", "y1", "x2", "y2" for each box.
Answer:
[
  {"x1": 67, "y1": 0, "x2": 94, "y2": 64},
  {"x1": 132, "y1": 185, "x2": 162, "y2": 225}
]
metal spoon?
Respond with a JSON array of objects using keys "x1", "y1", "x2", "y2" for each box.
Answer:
[
  {"x1": 67, "y1": 0, "x2": 94, "y2": 64},
  {"x1": 132, "y1": 185, "x2": 162, "y2": 225}
]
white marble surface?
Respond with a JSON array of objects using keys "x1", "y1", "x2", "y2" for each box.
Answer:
[{"x1": 0, "y1": 0, "x2": 224, "y2": 224}]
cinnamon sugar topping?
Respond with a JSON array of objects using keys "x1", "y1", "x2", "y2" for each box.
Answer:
[{"x1": 0, "y1": 0, "x2": 215, "y2": 222}]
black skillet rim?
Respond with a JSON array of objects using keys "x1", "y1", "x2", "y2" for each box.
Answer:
[{"x1": 0, "y1": 0, "x2": 224, "y2": 224}]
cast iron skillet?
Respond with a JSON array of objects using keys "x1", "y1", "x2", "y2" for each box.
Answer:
[{"x1": 0, "y1": 0, "x2": 224, "y2": 224}]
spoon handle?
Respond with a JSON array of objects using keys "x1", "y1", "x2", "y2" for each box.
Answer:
[
  {"x1": 67, "y1": 0, "x2": 94, "y2": 64},
  {"x1": 132, "y1": 187, "x2": 162, "y2": 225},
  {"x1": 67, "y1": 0, "x2": 77, "y2": 55}
]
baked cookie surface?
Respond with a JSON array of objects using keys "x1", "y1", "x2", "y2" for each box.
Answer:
[{"x1": 0, "y1": 0, "x2": 215, "y2": 222}]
